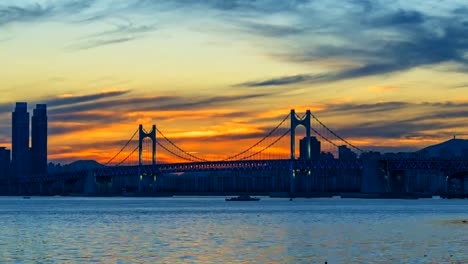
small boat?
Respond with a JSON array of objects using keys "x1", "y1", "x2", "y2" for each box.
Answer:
[
  {"x1": 225, "y1": 195, "x2": 260, "y2": 201},
  {"x1": 23, "y1": 196, "x2": 31, "y2": 199}
]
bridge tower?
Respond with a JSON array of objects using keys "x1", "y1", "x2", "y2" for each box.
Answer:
[
  {"x1": 290, "y1": 109, "x2": 311, "y2": 160},
  {"x1": 290, "y1": 109, "x2": 311, "y2": 195},
  {"x1": 139, "y1": 124, "x2": 156, "y2": 166}
]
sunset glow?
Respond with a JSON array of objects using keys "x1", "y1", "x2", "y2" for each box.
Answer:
[{"x1": 0, "y1": 0, "x2": 467, "y2": 164}]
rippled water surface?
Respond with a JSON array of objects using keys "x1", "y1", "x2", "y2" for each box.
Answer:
[{"x1": 0, "y1": 197, "x2": 467, "y2": 263}]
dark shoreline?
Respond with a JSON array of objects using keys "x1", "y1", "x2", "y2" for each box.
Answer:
[{"x1": 2, "y1": 192, "x2": 466, "y2": 199}]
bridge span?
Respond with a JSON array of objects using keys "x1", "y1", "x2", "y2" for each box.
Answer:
[{"x1": 4, "y1": 109, "x2": 467, "y2": 197}]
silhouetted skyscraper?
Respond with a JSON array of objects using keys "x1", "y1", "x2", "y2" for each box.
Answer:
[
  {"x1": 339, "y1": 145, "x2": 357, "y2": 160},
  {"x1": 32, "y1": 104, "x2": 47, "y2": 174},
  {"x1": 310, "y1": 137, "x2": 321, "y2": 159},
  {"x1": 0, "y1": 147, "x2": 10, "y2": 180},
  {"x1": 12, "y1": 102, "x2": 30, "y2": 177},
  {"x1": 300, "y1": 136, "x2": 321, "y2": 160}
]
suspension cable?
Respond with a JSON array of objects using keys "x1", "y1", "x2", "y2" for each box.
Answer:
[
  {"x1": 223, "y1": 113, "x2": 290, "y2": 160},
  {"x1": 104, "y1": 129, "x2": 139, "y2": 165},
  {"x1": 156, "y1": 141, "x2": 197, "y2": 162},
  {"x1": 310, "y1": 126, "x2": 341, "y2": 148},
  {"x1": 155, "y1": 127, "x2": 209, "y2": 162},
  {"x1": 310, "y1": 113, "x2": 365, "y2": 152},
  {"x1": 240, "y1": 129, "x2": 291, "y2": 160},
  {"x1": 115, "y1": 145, "x2": 139, "y2": 166}
]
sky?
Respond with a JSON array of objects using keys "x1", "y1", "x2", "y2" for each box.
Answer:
[{"x1": 0, "y1": 0, "x2": 467, "y2": 164}]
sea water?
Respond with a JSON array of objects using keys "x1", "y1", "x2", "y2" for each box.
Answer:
[{"x1": 0, "y1": 197, "x2": 467, "y2": 263}]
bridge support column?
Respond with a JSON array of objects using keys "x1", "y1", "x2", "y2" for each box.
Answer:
[
  {"x1": 290, "y1": 161, "x2": 295, "y2": 196},
  {"x1": 61, "y1": 181, "x2": 66, "y2": 195},
  {"x1": 361, "y1": 158, "x2": 386, "y2": 193},
  {"x1": 138, "y1": 124, "x2": 156, "y2": 193},
  {"x1": 84, "y1": 171, "x2": 96, "y2": 195},
  {"x1": 289, "y1": 109, "x2": 311, "y2": 196},
  {"x1": 138, "y1": 173, "x2": 142, "y2": 193},
  {"x1": 139, "y1": 124, "x2": 156, "y2": 167},
  {"x1": 290, "y1": 109, "x2": 311, "y2": 160}
]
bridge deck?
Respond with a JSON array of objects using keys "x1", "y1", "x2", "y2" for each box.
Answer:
[{"x1": 15, "y1": 158, "x2": 468, "y2": 184}]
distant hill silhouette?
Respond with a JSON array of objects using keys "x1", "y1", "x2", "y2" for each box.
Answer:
[
  {"x1": 63, "y1": 160, "x2": 105, "y2": 171},
  {"x1": 418, "y1": 138, "x2": 468, "y2": 158}
]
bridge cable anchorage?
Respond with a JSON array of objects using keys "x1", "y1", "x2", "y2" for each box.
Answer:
[
  {"x1": 310, "y1": 112, "x2": 365, "y2": 153},
  {"x1": 116, "y1": 145, "x2": 139, "y2": 166},
  {"x1": 240, "y1": 129, "x2": 291, "y2": 160},
  {"x1": 104, "y1": 128, "x2": 139, "y2": 165},
  {"x1": 155, "y1": 127, "x2": 209, "y2": 162},
  {"x1": 156, "y1": 140, "x2": 198, "y2": 162},
  {"x1": 222, "y1": 113, "x2": 291, "y2": 161}
]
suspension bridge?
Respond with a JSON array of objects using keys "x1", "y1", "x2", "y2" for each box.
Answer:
[
  {"x1": 97, "y1": 109, "x2": 363, "y2": 172},
  {"x1": 9, "y1": 109, "x2": 468, "y2": 197}
]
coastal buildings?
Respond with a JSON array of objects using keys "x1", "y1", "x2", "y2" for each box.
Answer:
[
  {"x1": 0, "y1": 147, "x2": 10, "y2": 180},
  {"x1": 299, "y1": 136, "x2": 358, "y2": 160},
  {"x1": 339, "y1": 145, "x2": 357, "y2": 160},
  {"x1": 299, "y1": 136, "x2": 321, "y2": 160}
]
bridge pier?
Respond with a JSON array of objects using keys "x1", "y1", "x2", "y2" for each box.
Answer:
[
  {"x1": 289, "y1": 109, "x2": 311, "y2": 196},
  {"x1": 84, "y1": 171, "x2": 97, "y2": 195},
  {"x1": 290, "y1": 161, "x2": 295, "y2": 196},
  {"x1": 361, "y1": 158, "x2": 386, "y2": 194},
  {"x1": 61, "y1": 181, "x2": 66, "y2": 195},
  {"x1": 139, "y1": 124, "x2": 156, "y2": 166},
  {"x1": 138, "y1": 173, "x2": 142, "y2": 193}
]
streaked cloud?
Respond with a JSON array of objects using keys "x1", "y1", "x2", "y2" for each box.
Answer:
[
  {"x1": 231, "y1": 1, "x2": 468, "y2": 86},
  {"x1": 0, "y1": 3, "x2": 53, "y2": 26},
  {"x1": 47, "y1": 89, "x2": 130, "y2": 107},
  {"x1": 451, "y1": 83, "x2": 468, "y2": 89},
  {"x1": 0, "y1": 0, "x2": 94, "y2": 26},
  {"x1": 235, "y1": 74, "x2": 321, "y2": 87},
  {"x1": 0, "y1": 89, "x2": 129, "y2": 113},
  {"x1": 1, "y1": 0, "x2": 467, "y2": 162},
  {"x1": 48, "y1": 92, "x2": 274, "y2": 115},
  {"x1": 72, "y1": 20, "x2": 158, "y2": 50}
]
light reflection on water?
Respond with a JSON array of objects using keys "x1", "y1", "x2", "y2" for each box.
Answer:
[{"x1": 0, "y1": 197, "x2": 467, "y2": 263}]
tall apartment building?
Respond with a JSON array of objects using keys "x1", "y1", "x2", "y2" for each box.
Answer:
[
  {"x1": 299, "y1": 136, "x2": 321, "y2": 160},
  {"x1": 0, "y1": 147, "x2": 10, "y2": 180},
  {"x1": 12, "y1": 102, "x2": 30, "y2": 177},
  {"x1": 339, "y1": 145, "x2": 357, "y2": 160},
  {"x1": 32, "y1": 104, "x2": 47, "y2": 174}
]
